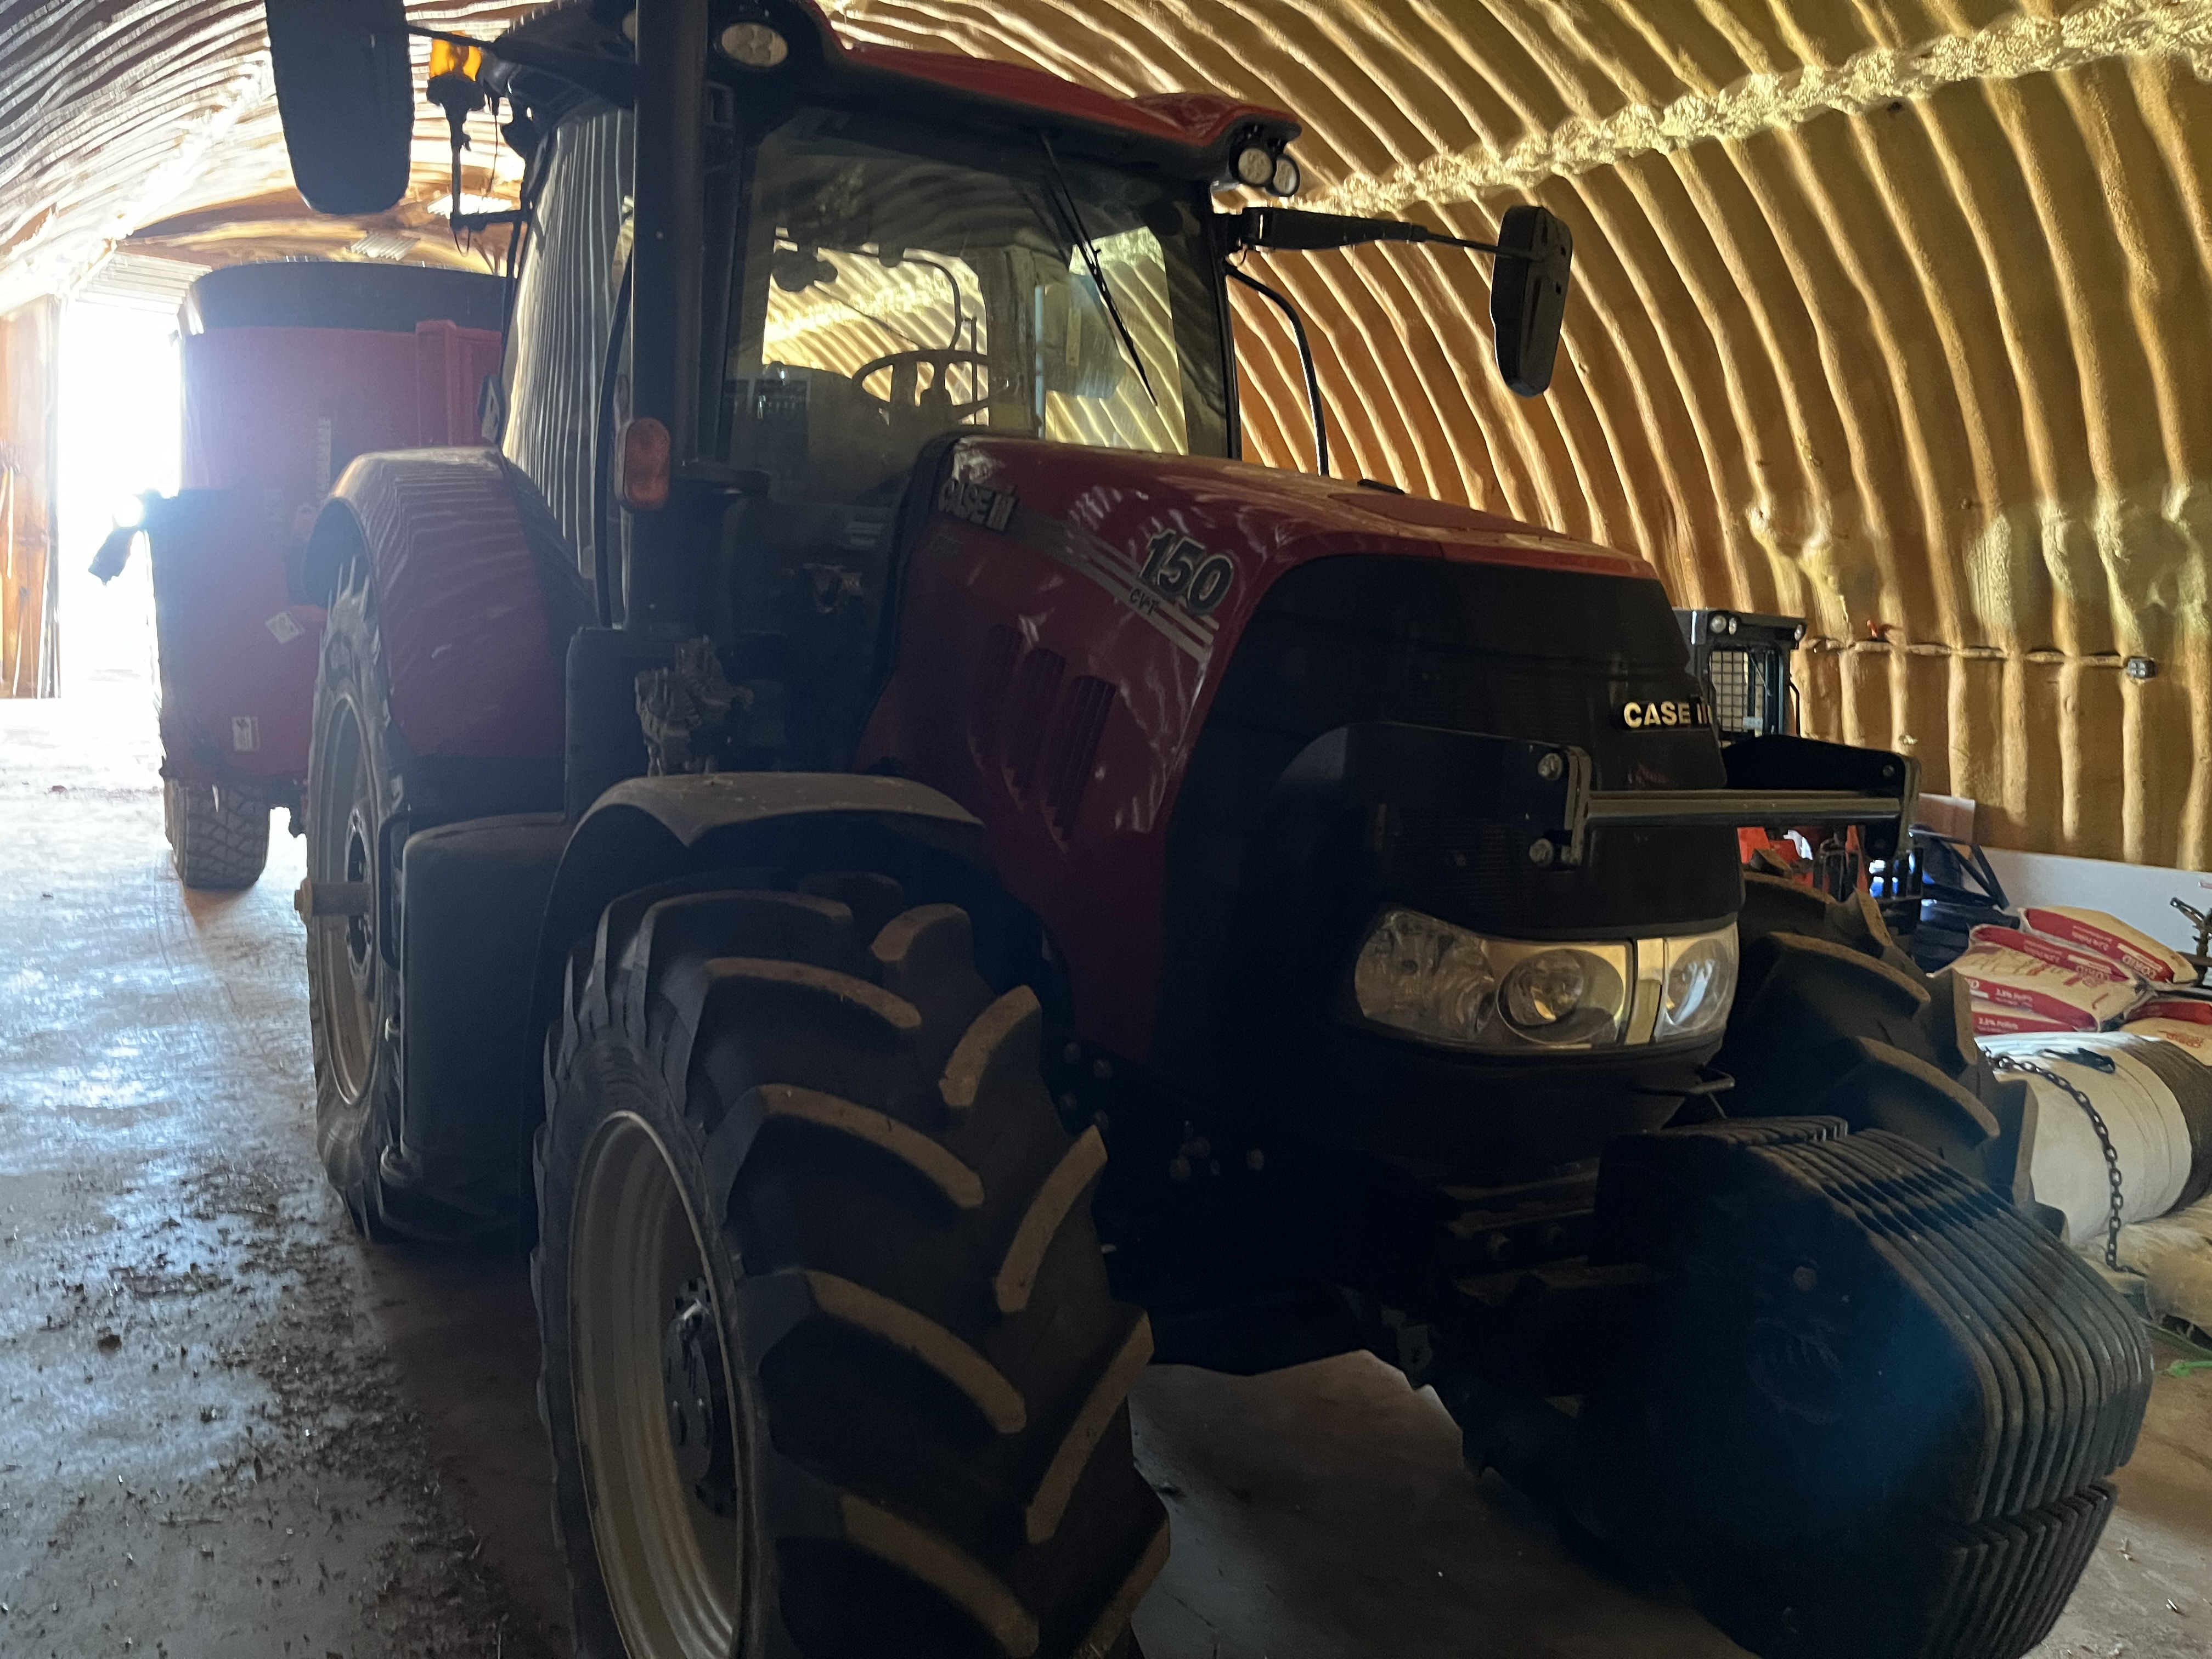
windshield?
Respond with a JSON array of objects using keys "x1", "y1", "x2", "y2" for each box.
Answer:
[{"x1": 716, "y1": 109, "x2": 1231, "y2": 506}]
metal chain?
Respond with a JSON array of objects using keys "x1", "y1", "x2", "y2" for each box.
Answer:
[{"x1": 1990, "y1": 1054, "x2": 2125, "y2": 1269}]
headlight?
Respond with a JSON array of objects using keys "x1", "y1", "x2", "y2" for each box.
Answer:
[
  {"x1": 1656, "y1": 926, "x2": 1737, "y2": 1041},
  {"x1": 1233, "y1": 144, "x2": 1278, "y2": 188},
  {"x1": 1348, "y1": 908, "x2": 1734, "y2": 1053},
  {"x1": 1352, "y1": 909, "x2": 1498, "y2": 1046},
  {"x1": 719, "y1": 21, "x2": 789, "y2": 67},
  {"x1": 1500, "y1": 947, "x2": 1627, "y2": 1046}
]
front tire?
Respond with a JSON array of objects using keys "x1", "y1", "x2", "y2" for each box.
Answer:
[
  {"x1": 1717, "y1": 873, "x2": 2029, "y2": 1193},
  {"x1": 535, "y1": 873, "x2": 1165, "y2": 1659},
  {"x1": 165, "y1": 777, "x2": 269, "y2": 890}
]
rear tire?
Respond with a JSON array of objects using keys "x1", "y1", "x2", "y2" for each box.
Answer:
[
  {"x1": 165, "y1": 777, "x2": 269, "y2": 890},
  {"x1": 535, "y1": 872, "x2": 1165, "y2": 1659},
  {"x1": 304, "y1": 556, "x2": 495, "y2": 1240}
]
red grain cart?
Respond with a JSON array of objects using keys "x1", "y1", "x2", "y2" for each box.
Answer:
[{"x1": 97, "y1": 261, "x2": 505, "y2": 887}]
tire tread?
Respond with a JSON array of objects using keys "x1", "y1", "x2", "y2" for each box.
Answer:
[{"x1": 537, "y1": 878, "x2": 1162, "y2": 1659}]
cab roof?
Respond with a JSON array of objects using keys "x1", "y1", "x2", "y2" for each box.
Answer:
[{"x1": 499, "y1": 0, "x2": 1299, "y2": 183}]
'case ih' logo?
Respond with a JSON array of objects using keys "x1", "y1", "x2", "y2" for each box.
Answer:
[
  {"x1": 1618, "y1": 698, "x2": 1711, "y2": 730},
  {"x1": 938, "y1": 475, "x2": 1017, "y2": 532}
]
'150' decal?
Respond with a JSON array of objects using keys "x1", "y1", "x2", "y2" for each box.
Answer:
[{"x1": 1134, "y1": 531, "x2": 1235, "y2": 618}]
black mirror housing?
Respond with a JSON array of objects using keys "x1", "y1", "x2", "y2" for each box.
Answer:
[
  {"x1": 266, "y1": 0, "x2": 415, "y2": 215},
  {"x1": 1489, "y1": 205, "x2": 1572, "y2": 397}
]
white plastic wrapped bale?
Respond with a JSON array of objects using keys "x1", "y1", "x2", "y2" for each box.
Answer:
[
  {"x1": 2123, "y1": 1019, "x2": 2212, "y2": 1065},
  {"x1": 1978, "y1": 1031, "x2": 2212, "y2": 1250},
  {"x1": 2121, "y1": 994, "x2": 2212, "y2": 1066}
]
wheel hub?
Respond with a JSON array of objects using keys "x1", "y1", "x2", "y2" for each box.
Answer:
[
  {"x1": 662, "y1": 1278, "x2": 737, "y2": 1518},
  {"x1": 309, "y1": 692, "x2": 378, "y2": 1106},
  {"x1": 571, "y1": 1113, "x2": 745, "y2": 1657},
  {"x1": 343, "y1": 810, "x2": 374, "y2": 989}
]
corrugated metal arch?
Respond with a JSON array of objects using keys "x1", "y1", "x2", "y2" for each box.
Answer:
[
  {"x1": 823, "y1": 0, "x2": 2212, "y2": 870},
  {"x1": 1, "y1": 0, "x2": 2204, "y2": 865}
]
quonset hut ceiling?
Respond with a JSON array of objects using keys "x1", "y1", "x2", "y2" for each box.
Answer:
[
  {"x1": 4, "y1": 0, "x2": 2209, "y2": 868},
  {"x1": 0, "y1": 1, "x2": 535, "y2": 306}
]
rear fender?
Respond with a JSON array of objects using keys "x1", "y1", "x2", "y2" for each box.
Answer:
[{"x1": 303, "y1": 448, "x2": 592, "y2": 768}]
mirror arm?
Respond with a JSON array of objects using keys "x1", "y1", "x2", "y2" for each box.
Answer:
[
  {"x1": 1226, "y1": 265, "x2": 1328, "y2": 477},
  {"x1": 1227, "y1": 207, "x2": 1505, "y2": 257},
  {"x1": 1415, "y1": 230, "x2": 1505, "y2": 256}
]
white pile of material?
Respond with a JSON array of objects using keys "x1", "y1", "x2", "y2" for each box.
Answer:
[{"x1": 2117, "y1": 1192, "x2": 2212, "y2": 1339}]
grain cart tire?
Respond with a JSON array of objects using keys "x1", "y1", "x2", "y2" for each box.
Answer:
[
  {"x1": 535, "y1": 874, "x2": 1165, "y2": 1659},
  {"x1": 165, "y1": 777, "x2": 270, "y2": 890},
  {"x1": 304, "y1": 556, "x2": 487, "y2": 1242},
  {"x1": 1716, "y1": 873, "x2": 2027, "y2": 1188}
]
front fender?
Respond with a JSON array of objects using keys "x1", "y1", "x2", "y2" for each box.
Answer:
[
  {"x1": 523, "y1": 772, "x2": 996, "y2": 1194},
  {"x1": 538, "y1": 771, "x2": 988, "y2": 961}
]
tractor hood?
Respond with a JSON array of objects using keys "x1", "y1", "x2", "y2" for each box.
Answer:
[
  {"x1": 930, "y1": 435, "x2": 1654, "y2": 681},
  {"x1": 862, "y1": 434, "x2": 1695, "y2": 1066}
]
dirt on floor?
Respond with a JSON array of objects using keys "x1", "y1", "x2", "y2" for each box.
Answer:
[{"x1": 0, "y1": 688, "x2": 562, "y2": 1659}]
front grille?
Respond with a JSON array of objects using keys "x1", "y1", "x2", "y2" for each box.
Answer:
[{"x1": 1154, "y1": 554, "x2": 1740, "y2": 1078}]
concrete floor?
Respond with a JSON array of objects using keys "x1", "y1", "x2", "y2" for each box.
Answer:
[{"x1": 3, "y1": 682, "x2": 2209, "y2": 1659}]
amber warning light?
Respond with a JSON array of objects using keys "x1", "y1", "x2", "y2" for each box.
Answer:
[{"x1": 427, "y1": 37, "x2": 486, "y2": 81}]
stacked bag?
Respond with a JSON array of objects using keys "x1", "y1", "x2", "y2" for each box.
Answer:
[{"x1": 1950, "y1": 905, "x2": 2207, "y2": 1055}]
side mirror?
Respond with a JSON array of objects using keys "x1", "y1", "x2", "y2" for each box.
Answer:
[
  {"x1": 265, "y1": 0, "x2": 415, "y2": 215},
  {"x1": 89, "y1": 491, "x2": 161, "y2": 583},
  {"x1": 89, "y1": 526, "x2": 140, "y2": 584},
  {"x1": 1489, "y1": 205, "x2": 1572, "y2": 397}
]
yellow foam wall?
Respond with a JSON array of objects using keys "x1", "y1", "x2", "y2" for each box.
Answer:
[{"x1": 831, "y1": 0, "x2": 2212, "y2": 870}]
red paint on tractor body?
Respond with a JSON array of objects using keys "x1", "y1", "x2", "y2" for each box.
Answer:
[
  {"x1": 842, "y1": 41, "x2": 1290, "y2": 154},
  {"x1": 789, "y1": 0, "x2": 1297, "y2": 161},
  {"x1": 856, "y1": 437, "x2": 1648, "y2": 1062},
  {"x1": 329, "y1": 447, "x2": 570, "y2": 762},
  {"x1": 156, "y1": 320, "x2": 502, "y2": 789}
]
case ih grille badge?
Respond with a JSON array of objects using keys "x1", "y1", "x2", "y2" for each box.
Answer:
[
  {"x1": 1616, "y1": 697, "x2": 1711, "y2": 731},
  {"x1": 1011, "y1": 512, "x2": 1221, "y2": 662}
]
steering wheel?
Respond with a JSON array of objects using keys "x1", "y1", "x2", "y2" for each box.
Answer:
[{"x1": 853, "y1": 349, "x2": 991, "y2": 421}]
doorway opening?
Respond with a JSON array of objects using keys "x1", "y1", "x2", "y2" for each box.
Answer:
[{"x1": 57, "y1": 300, "x2": 179, "y2": 702}]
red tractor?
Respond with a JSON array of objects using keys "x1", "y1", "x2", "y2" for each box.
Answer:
[
  {"x1": 264, "y1": 4, "x2": 2146, "y2": 1657},
  {"x1": 94, "y1": 260, "x2": 504, "y2": 888}
]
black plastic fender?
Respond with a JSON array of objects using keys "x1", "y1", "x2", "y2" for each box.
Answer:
[
  {"x1": 518, "y1": 772, "x2": 998, "y2": 1218},
  {"x1": 398, "y1": 813, "x2": 571, "y2": 1212}
]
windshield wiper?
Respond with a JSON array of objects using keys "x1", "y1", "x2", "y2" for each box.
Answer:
[{"x1": 1035, "y1": 133, "x2": 1158, "y2": 406}]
